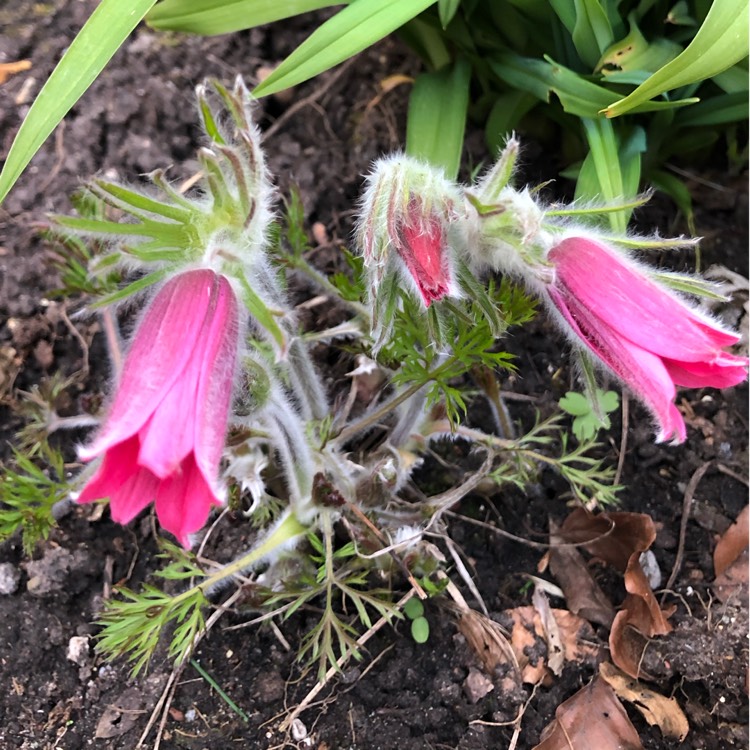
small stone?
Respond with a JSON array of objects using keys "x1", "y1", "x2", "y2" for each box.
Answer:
[
  {"x1": 290, "y1": 718, "x2": 308, "y2": 741},
  {"x1": 67, "y1": 636, "x2": 91, "y2": 666},
  {"x1": 0, "y1": 562, "x2": 21, "y2": 595},
  {"x1": 463, "y1": 667, "x2": 494, "y2": 704}
]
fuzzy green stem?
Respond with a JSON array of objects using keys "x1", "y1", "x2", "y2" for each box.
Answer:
[
  {"x1": 287, "y1": 254, "x2": 369, "y2": 319},
  {"x1": 174, "y1": 511, "x2": 308, "y2": 604},
  {"x1": 333, "y1": 354, "x2": 466, "y2": 445}
]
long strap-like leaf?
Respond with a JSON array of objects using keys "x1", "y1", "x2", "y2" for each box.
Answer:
[
  {"x1": 604, "y1": 0, "x2": 749, "y2": 118},
  {"x1": 0, "y1": 0, "x2": 156, "y2": 206},
  {"x1": 253, "y1": 0, "x2": 437, "y2": 97}
]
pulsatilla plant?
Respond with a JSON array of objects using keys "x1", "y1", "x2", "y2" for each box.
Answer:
[{"x1": 17, "y1": 78, "x2": 745, "y2": 679}]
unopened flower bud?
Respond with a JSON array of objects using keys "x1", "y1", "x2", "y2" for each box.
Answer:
[{"x1": 357, "y1": 155, "x2": 465, "y2": 310}]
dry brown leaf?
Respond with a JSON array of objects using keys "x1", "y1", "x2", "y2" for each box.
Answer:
[
  {"x1": 505, "y1": 606, "x2": 601, "y2": 684},
  {"x1": 713, "y1": 505, "x2": 749, "y2": 577},
  {"x1": 559, "y1": 509, "x2": 674, "y2": 678},
  {"x1": 532, "y1": 587, "x2": 565, "y2": 676},
  {"x1": 713, "y1": 548, "x2": 749, "y2": 603},
  {"x1": 456, "y1": 608, "x2": 520, "y2": 678},
  {"x1": 533, "y1": 676, "x2": 644, "y2": 750},
  {"x1": 599, "y1": 662, "x2": 689, "y2": 741},
  {"x1": 560, "y1": 509, "x2": 655, "y2": 571},
  {"x1": 0, "y1": 60, "x2": 32, "y2": 85},
  {"x1": 549, "y1": 518, "x2": 615, "y2": 627}
]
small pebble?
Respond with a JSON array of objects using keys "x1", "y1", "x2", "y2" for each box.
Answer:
[
  {"x1": 66, "y1": 635, "x2": 90, "y2": 666},
  {"x1": 0, "y1": 563, "x2": 21, "y2": 595}
]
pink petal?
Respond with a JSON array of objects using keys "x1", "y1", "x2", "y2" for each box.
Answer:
[
  {"x1": 193, "y1": 275, "x2": 239, "y2": 488},
  {"x1": 550, "y1": 238, "x2": 740, "y2": 362},
  {"x1": 663, "y1": 355, "x2": 748, "y2": 389},
  {"x1": 398, "y1": 216, "x2": 451, "y2": 306},
  {"x1": 548, "y1": 287, "x2": 686, "y2": 443},
  {"x1": 79, "y1": 270, "x2": 217, "y2": 461},
  {"x1": 154, "y1": 455, "x2": 222, "y2": 548},
  {"x1": 77, "y1": 437, "x2": 159, "y2": 524}
]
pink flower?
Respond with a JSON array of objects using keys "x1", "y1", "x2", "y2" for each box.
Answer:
[
  {"x1": 78, "y1": 269, "x2": 240, "y2": 546},
  {"x1": 545, "y1": 236, "x2": 747, "y2": 443},
  {"x1": 396, "y1": 205, "x2": 452, "y2": 307}
]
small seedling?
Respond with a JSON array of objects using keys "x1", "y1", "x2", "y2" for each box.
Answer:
[
  {"x1": 559, "y1": 389, "x2": 620, "y2": 442},
  {"x1": 404, "y1": 597, "x2": 430, "y2": 644}
]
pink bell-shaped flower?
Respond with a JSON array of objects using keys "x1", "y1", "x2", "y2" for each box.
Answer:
[
  {"x1": 545, "y1": 236, "x2": 747, "y2": 443},
  {"x1": 77, "y1": 269, "x2": 240, "y2": 546}
]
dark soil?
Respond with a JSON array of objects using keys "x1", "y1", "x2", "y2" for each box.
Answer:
[{"x1": 0, "y1": 2, "x2": 748, "y2": 749}]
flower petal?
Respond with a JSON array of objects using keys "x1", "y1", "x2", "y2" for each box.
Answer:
[
  {"x1": 663, "y1": 355, "x2": 748, "y2": 389},
  {"x1": 79, "y1": 270, "x2": 217, "y2": 461},
  {"x1": 193, "y1": 275, "x2": 239, "y2": 489},
  {"x1": 154, "y1": 454, "x2": 222, "y2": 548},
  {"x1": 77, "y1": 436, "x2": 159, "y2": 524},
  {"x1": 551, "y1": 237, "x2": 739, "y2": 362},
  {"x1": 548, "y1": 287, "x2": 686, "y2": 442}
]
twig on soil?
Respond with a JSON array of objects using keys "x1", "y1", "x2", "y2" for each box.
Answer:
[
  {"x1": 264, "y1": 58, "x2": 356, "y2": 141},
  {"x1": 470, "y1": 681, "x2": 540, "y2": 749},
  {"x1": 715, "y1": 463, "x2": 749, "y2": 487},
  {"x1": 663, "y1": 460, "x2": 714, "y2": 597},
  {"x1": 279, "y1": 589, "x2": 415, "y2": 733},
  {"x1": 137, "y1": 586, "x2": 245, "y2": 749},
  {"x1": 57, "y1": 303, "x2": 90, "y2": 382},
  {"x1": 445, "y1": 509, "x2": 616, "y2": 550},
  {"x1": 614, "y1": 391, "x2": 629, "y2": 487},
  {"x1": 39, "y1": 120, "x2": 66, "y2": 194}
]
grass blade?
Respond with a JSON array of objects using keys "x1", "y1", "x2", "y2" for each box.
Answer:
[
  {"x1": 603, "y1": 0, "x2": 749, "y2": 118},
  {"x1": 0, "y1": 0, "x2": 156, "y2": 206},
  {"x1": 406, "y1": 58, "x2": 471, "y2": 179},
  {"x1": 253, "y1": 0, "x2": 437, "y2": 97},
  {"x1": 147, "y1": 0, "x2": 339, "y2": 35}
]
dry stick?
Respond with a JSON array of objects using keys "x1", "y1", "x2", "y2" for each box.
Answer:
[
  {"x1": 264, "y1": 58, "x2": 356, "y2": 141},
  {"x1": 137, "y1": 587, "x2": 245, "y2": 749},
  {"x1": 663, "y1": 460, "x2": 714, "y2": 597},
  {"x1": 279, "y1": 589, "x2": 415, "y2": 733},
  {"x1": 716, "y1": 462, "x2": 749, "y2": 487},
  {"x1": 99, "y1": 307, "x2": 123, "y2": 379},
  {"x1": 614, "y1": 391, "x2": 629, "y2": 487}
]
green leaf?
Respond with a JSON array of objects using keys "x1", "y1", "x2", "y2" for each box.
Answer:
[
  {"x1": 406, "y1": 58, "x2": 471, "y2": 180},
  {"x1": 596, "y1": 13, "x2": 681, "y2": 75},
  {"x1": 403, "y1": 597, "x2": 425, "y2": 620},
  {"x1": 253, "y1": 0, "x2": 437, "y2": 97},
  {"x1": 147, "y1": 0, "x2": 339, "y2": 34},
  {"x1": 649, "y1": 168, "x2": 694, "y2": 232},
  {"x1": 438, "y1": 0, "x2": 461, "y2": 28},
  {"x1": 559, "y1": 392, "x2": 592, "y2": 417},
  {"x1": 604, "y1": 0, "x2": 750, "y2": 118},
  {"x1": 676, "y1": 91, "x2": 748, "y2": 126},
  {"x1": 571, "y1": 0, "x2": 615, "y2": 68},
  {"x1": 411, "y1": 616, "x2": 430, "y2": 643},
  {"x1": 489, "y1": 53, "x2": 698, "y2": 118},
  {"x1": 576, "y1": 118, "x2": 627, "y2": 232},
  {"x1": 0, "y1": 0, "x2": 157, "y2": 206},
  {"x1": 485, "y1": 91, "x2": 537, "y2": 153}
]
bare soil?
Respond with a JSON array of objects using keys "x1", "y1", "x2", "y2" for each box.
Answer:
[{"x1": 0, "y1": 2, "x2": 747, "y2": 749}]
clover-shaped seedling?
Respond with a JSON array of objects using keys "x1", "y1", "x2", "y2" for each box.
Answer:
[
  {"x1": 559, "y1": 389, "x2": 619, "y2": 442},
  {"x1": 404, "y1": 597, "x2": 430, "y2": 644}
]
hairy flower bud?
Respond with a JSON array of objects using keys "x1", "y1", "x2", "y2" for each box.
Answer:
[{"x1": 357, "y1": 155, "x2": 465, "y2": 313}]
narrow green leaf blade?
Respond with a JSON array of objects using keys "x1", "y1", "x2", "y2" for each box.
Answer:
[
  {"x1": 253, "y1": 0, "x2": 436, "y2": 97},
  {"x1": 147, "y1": 0, "x2": 339, "y2": 35},
  {"x1": 406, "y1": 58, "x2": 471, "y2": 179},
  {"x1": 0, "y1": 0, "x2": 157, "y2": 206},
  {"x1": 604, "y1": 0, "x2": 750, "y2": 118}
]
